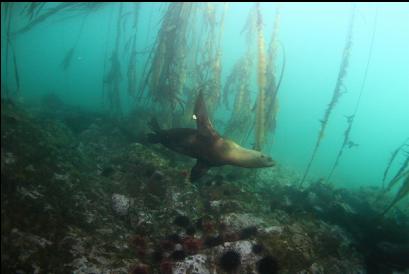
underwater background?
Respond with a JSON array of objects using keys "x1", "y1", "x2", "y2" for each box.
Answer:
[{"x1": 2, "y1": 2, "x2": 409, "y2": 274}]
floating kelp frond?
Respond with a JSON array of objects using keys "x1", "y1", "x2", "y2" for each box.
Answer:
[
  {"x1": 3, "y1": 3, "x2": 20, "y2": 95},
  {"x1": 60, "y1": 12, "x2": 89, "y2": 71},
  {"x1": 300, "y1": 7, "x2": 355, "y2": 186},
  {"x1": 264, "y1": 6, "x2": 284, "y2": 140},
  {"x1": 126, "y1": 3, "x2": 140, "y2": 97},
  {"x1": 21, "y1": 2, "x2": 46, "y2": 21},
  {"x1": 104, "y1": 50, "x2": 122, "y2": 116},
  {"x1": 326, "y1": 115, "x2": 356, "y2": 181},
  {"x1": 327, "y1": 9, "x2": 378, "y2": 182},
  {"x1": 385, "y1": 155, "x2": 409, "y2": 193},
  {"x1": 10, "y1": 38, "x2": 20, "y2": 94},
  {"x1": 61, "y1": 47, "x2": 75, "y2": 71},
  {"x1": 104, "y1": 3, "x2": 124, "y2": 117},
  {"x1": 141, "y1": 3, "x2": 198, "y2": 116},
  {"x1": 383, "y1": 137, "x2": 409, "y2": 187},
  {"x1": 223, "y1": 56, "x2": 251, "y2": 110},
  {"x1": 381, "y1": 172, "x2": 409, "y2": 216},
  {"x1": 224, "y1": 56, "x2": 253, "y2": 143},
  {"x1": 318, "y1": 8, "x2": 355, "y2": 142},
  {"x1": 127, "y1": 39, "x2": 138, "y2": 97},
  {"x1": 14, "y1": 3, "x2": 107, "y2": 35},
  {"x1": 241, "y1": 6, "x2": 257, "y2": 45},
  {"x1": 192, "y1": 3, "x2": 227, "y2": 117},
  {"x1": 224, "y1": 5, "x2": 255, "y2": 143}
]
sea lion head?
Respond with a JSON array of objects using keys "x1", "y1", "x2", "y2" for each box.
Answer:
[
  {"x1": 245, "y1": 150, "x2": 276, "y2": 168},
  {"x1": 224, "y1": 140, "x2": 275, "y2": 168}
]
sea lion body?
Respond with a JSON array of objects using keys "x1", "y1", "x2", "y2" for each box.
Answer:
[{"x1": 148, "y1": 92, "x2": 275, "y2": 181}]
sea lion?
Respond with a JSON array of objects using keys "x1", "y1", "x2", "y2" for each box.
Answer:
[{"x1": 148, "y1": 91, "x2": 275, "y2": 181}]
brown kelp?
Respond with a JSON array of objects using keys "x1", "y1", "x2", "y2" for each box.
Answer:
[
  {"x1": 223, "y1": 56, "x2": 254, "y2": 143},
  {"x1": 60, "y1": 13, "x2": 89, "y2": 71},
  {"x1": 13, "y1": 3, "x2": 106, "y2": 36},
  {"x1": 209, "y1": 3, "x2": 227, "y2": 112},
  {"x1": 222, "y1": 5, "x2": 256, "y2": 143},
  {"x1": 327, "y1": 8, "x2": 378, "y2": 182},
  {"x1": 126, "y1": 3, "x2": 141, "y2": 98},
  {"x1": 264, "y1": 6, "x2": 284, "y2": 140},
  {"x1": 244, "y1": 4, "x2": 284, "y2": 151},
  {"x1": 2, "y1": 3, "x2": 20, "y2": 96},
  {"x1": 103, "y1": 3, "x2": 124, "y2": 117},
  {"x1": 381, "y1": 171, "x2": 409, "y2": 216},
  {"x1": 192, "y1": 3, "x2": 228, "y2": 117},
  {"x1": 140, "y1": 3, "x2": 198, "y2": 124},
  {"x1": 382, "y1": 137, "x2": 409, "y2": 188},
  {"x1": 21, "y1": 2, "x2": 46, "y2": 21},
  {"x1": 326, "y1": 115, "x2": 358, "y2": 181},
  {"x1": 254, "y1": 3, "x2": 267, "y2": 151},
  {"x1": 299, "y1": 7, "x2": 355, "y2": 186},
  {"x1": 385, "y1": 154, "x2": 409, "y2": 193},
  {"x1": 140, "y1": 3, "x2": 227, "y2": 127}
]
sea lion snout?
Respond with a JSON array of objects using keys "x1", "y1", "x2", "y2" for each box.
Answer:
[{"x1": 260, "y1": 154, "x2": 275, "y2": 167}]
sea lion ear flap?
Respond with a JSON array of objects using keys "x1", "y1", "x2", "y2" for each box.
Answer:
[
  {"x1": 194, "y1": 90, "x2": 215, "y2": 136},
  {"x1": 190, "y1": 160, "x2": 210, "y2": 182}
]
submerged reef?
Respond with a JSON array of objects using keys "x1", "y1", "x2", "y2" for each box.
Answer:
[{"x1": 1, "y1": 100, "x2": 409, "y2": 273}]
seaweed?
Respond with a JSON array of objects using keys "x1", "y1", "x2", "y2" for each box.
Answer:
[
  {"x1": 383, "y1": 137, "x2": 409, "y2": 188},
  {"x1": 14, "y1": 3, "x2": 106, "y2": 36},
  {"x1": 60, "y1": 12, "x2": 89, "y2": 71},
  {"x1": 2, "y1": 3, "x2": 20, "y2": 95},
  {"x1": 193, "y1": 3, "x2": 227, "y2": 116},
  {"x1": 138, "y1": 3, "x2": 227, "y2": 127},
  {"x1": 381, "y1": 172, "x2": 409, "y2": 215},
  {"x1": 241, "y1": 4, "x2": 284, "y2": 151},
  {"x1": 103, "y1": 4, "x2": 124, "y2": 117},
  {"x1": 326, "y1": 115, "x2": 357, "y2": 181},
  {"x1": 300, "y1": 7, "x2": 355, "y2": 186},
  {"x1": 223, "y1": 56, "x2": 253, "y2": 143},
  {"x1": 327, "y1": 8, "x2": 378, "y2": 182},
  {"x1": 21, "y1": 2, "x2": 46, "y2": 21},
  {"x1": 139, "y1": 3, "x2": 198, "y2": 124},
  {"x1": 385, "y1": 155, "x2": 409, "y2": 193},
  {"x1": 254, "y1": 3, "x2": 267, "y2": 151},
  {"x1": 264, "y1": 6, "x2": 284, "y2": 140},
  {"x1": 126, "y1": 3, "x2": 141, "y2": 98}
]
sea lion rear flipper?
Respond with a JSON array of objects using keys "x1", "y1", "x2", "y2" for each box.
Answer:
[
  {"x1": 194, "y1": 91, "x2": 218, "y2": 138},
  {"x1": 190, "y1": 160, "x2": 210, "y2": 182}
]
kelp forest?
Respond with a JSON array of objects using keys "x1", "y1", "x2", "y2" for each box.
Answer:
[
  {"x1": 2, "y1": 2, "x2": 408, "y2": 217},
  {"x1": 2, "y1": 3, "x2": 409, "y2": 273}
]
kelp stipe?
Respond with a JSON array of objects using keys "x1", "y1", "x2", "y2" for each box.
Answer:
[
  {"x1": 300, "y1": 6, "x2": 355, "y2": 186},
  {"x1": 327, "y1": 7, "x2": 378, "y2": 182}
]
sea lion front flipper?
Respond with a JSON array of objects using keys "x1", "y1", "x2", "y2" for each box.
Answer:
[
  {"x1": 194, "y1": 91, "x2": 218, "y2": 138},
  {"x1": 190, "y1": 160, "x2": 210, "y2": 182}
]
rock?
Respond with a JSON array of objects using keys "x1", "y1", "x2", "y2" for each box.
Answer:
[
  {"x1": 309, "y1": 262, "x2": 324, "y2": 274},
  {"x1": 111, "y1": 194, "x2": 131, "y2": 217},
  {"x1": 173, "y1": 254, "x2": 210, "y2": 274},
  {"x1": 262, "y1": 226, "x2": 283, "y2": 235},
  {"x1": 129, "y1": 211, "x2": 153, "y2": 231},
  {"x1": 222, "y1": 213, "x2": 265, "y2": 233},
  {"x1": 209, "y1": 200, "x2": 222, "y2": 210}
]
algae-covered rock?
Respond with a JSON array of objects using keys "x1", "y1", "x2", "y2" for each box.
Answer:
[{"x1": 173, "y1": 254, "x2": 210, "y2": 274}]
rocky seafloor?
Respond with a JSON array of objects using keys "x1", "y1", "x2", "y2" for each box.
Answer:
[{"x1": 1, "y1": 99, "x2": 409, "y2": 274}]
